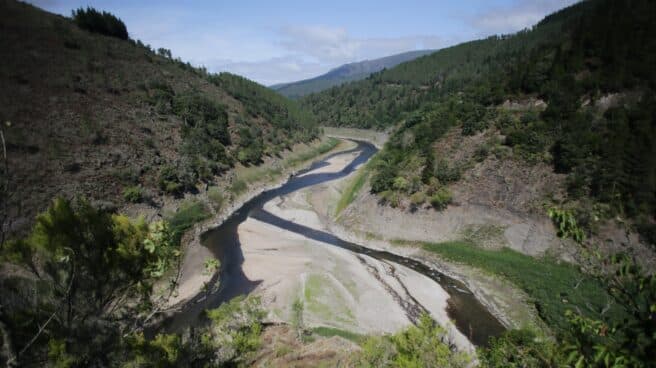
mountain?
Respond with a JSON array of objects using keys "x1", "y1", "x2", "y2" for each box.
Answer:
[
  {"x1": 271, "y1": 49, "x2": 435, "y2": 98},
  {"x1": 0, "y1": 0, "x2": 318, "y2": 233},
  {"x1": 304, "y1": 0, "x2": 656, "y2": 243}
]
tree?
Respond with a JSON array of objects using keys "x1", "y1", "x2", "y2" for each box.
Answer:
[{"x1": 72, "y1": 7, "x2": 128, "y2": 40}]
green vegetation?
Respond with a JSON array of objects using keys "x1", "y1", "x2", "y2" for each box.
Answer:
[
  {"x1": 335, "y1": 161, "x2": 371, "y2": 215},
  {"x1": 122, "y1": 185, "x2": 143, "y2": 203},
  {"x1": 229, "y1": 178, "x2": 248, "y2": 195},
  {"x1": 423, "y1": 241, "x2": 621, "y2": 332},
  {"x1": 304, "y1": 0, "x2": 656, "y2": 242},
  {"x1": 207, "y1": 186, "x2": 225, "y2": 210},
  {"x1": 167, "y1": 199, "x2": 211, "y2": 243},
  {"x1": 72, "y1": 7, "x2": 128, "y2": 40},
  {"x1": 227, "y1": 137, "x2": 340, "y2": 198},
  {"x1": 356, "y1": 313, "x2": 470, "y2": 367},
  {"x1": 311, "y1": 326, "x2": 365, "y2": 344},
  {"x1": 196, "y1": 295, "x2": 265, "y2": 366},
  {"x1": 0, "y1": 198, "x2": 180, "y2": 366}
]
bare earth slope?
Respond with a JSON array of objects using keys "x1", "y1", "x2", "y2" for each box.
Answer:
[{"x1": 0, "y1": 0, "x2": 314, "y2": 233}]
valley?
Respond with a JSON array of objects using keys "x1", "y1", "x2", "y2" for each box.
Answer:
[{"x1": 1, "y1": 0, "x2": 655, "y2": 366}]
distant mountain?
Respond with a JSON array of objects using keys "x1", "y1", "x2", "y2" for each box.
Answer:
[{"x1": 271, "y1": 50, "x2": 435, "y2": 98}]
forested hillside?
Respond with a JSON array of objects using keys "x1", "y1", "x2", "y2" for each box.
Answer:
[
  {"x1": 0, "y1": 0, "x2": 318, "y2": 233},
  {"x1": 272, "y1": 49, "x2": 434, "y2": 98},
  {"x1": 305, "y1": 0, "x2": 656, "y2": 245}
]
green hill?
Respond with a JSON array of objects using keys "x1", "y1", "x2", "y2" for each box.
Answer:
[
  {"x1": 305, "y1": 0, "x2": 656, "y2": 244},
  {"x1": 271, "y1": 50, "x2": 434, "y2": 98}
]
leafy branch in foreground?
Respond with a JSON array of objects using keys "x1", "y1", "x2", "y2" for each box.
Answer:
[{"x1": 0, "y1": 198, "x2": 182, "y2": 366}]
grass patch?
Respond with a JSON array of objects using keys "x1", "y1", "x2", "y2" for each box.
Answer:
[
  {"x1": 207, "y1": 186, "x2": 225, "y2": 210},
  {"x1": 227, "y1": 137, "x2": 341, "y2": 199},
  {"x1": 304, "y1": 273, "x2": 354, "y2": 323},
  {"x1": 335, "y1": 161, "x2": 371, "y2": 215},
  {"x1": 167, "y1": 199, "x2": 211, "y2": 243},
  {"x1": 423, "y1": 241, "x2": 624, "y2": 333},
  {"x1": 285, "y1": 137, "x2": 339, "y2": 168},
  {"x1": 311, "y1": 326, "x2": 366, "y2": 344},
  {"x1": 228, "y1": 179, "x2": 248, "y2": 195}
]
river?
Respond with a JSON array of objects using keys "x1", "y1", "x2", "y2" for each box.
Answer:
[{"x1": 162, "y1": 140, "x2": 506, "y2": 346}]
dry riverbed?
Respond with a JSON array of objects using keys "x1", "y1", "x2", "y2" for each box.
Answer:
[
  {"x1": 235, "y1": 148, "x2": 473, "y2": 352},
  {"x1": 158, "y1": 139, "x2": 357, "y2": 308}
]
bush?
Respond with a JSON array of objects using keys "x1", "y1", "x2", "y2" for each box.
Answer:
[
  {"x1": 207, "y1": 187, "x2": 225, "y2": 210},
  {"x1": 123, "y1": 185, "x2": 143, "y2": 203},
  {"x1": 167, "y1": 200, "x2": 210, "y2": 243},
  {"x1": 410, "y1": 191, "x2": 426, "y2": 206},
  {"x1": 195, "y1": 296, "x2": 265, "y2": 365},
  {"x1": 158, "y1": 162, "x2": 197, "y2": 196},
  {"x1": 357, "y1": 314, "x2": 470, "y2": 367},
  {"x1": 229, "y1": 179, "x2": 248, "y2": 195},
  {"x1": 430, "y1": 187, "x2": 452, "y2": 210},
  {"x1": 72, "y1": 7, "x2": 128, "y2": 40}
]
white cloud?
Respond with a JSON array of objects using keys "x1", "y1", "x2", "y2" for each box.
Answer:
[
  {"x1": 278, "y1": 25, "x2": 445, "y2": 64},
  {"x1": 209, "y1": 56, "x2": 327, "y2": 86},
  {"x1": 471, "y1": 0, "x2": 579, "y2": 34},
  {"x1": 204, "y1": 26, "x2": 447, "y2": 85}
]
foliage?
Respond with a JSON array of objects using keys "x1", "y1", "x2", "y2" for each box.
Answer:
[
  {"x1": 0, "y1": 198, "x2": 180, "y2": 366},
  {"x1": 429, "y1": 187, "x2": 452, "y2": 210},
  {"x1": 423, "y1": 241, "x2": 622, "y2": 333},
  {"x1": 479, "y1": 329, "x2": 563, "y2": 368},
  {"x1": 192, "y1": 295, "x2": 265, "y2": 366},
  {"x1": 122, "y1": 333, "x2": 183, "y2": 367},
  {"x1": 548, "y1": 207, "x2": 585, "y2": 243},
  {"x1": 157, "y1": 162, "x2": 197, "y2": 196},
  {"x1": 356, "y1": 313, "x2": 470, "y2": 367},
  {"x1": 123, "y1": 185, "x2": 143, "y2": 203},
  {"x1": 474, "y1": 212, "x2": 656, "y2": 367},
  {"x1": 72, "y1": 7, "x2": 128, "y2": 40},
  {"x1": 291, "y1": 298, "x2": 305, "y2": 339},
  {"x1": 166, "y1": 199, "x2": 210, "y2": 244},
  {"x1": 229, "y1": 179, "x2": 248, "y2": 196},
  {"x1": 311, "y1": 327, "x2": 365, "y2": 344},
  {"x1": 335, "y1": 161, "x2": 371, "y2": 215},
  {"x1": 304, "y1": 0, "x2": 656, "y2": 231},
  {"x1": 207, "y1": 186, "x2": 225, "y2": 210},
  {"x1": 203, "y1": 258, "x2": 220, "y2": 276}
]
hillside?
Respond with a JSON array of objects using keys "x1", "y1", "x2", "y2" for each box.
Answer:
[
  {"x1": 0, "y1": 0, "x2": 318, "y2": 234},
  {"x1": 305, "y1": 0, "x2": 656, "y2": 248},
  {"x1": 271, "y1": 49, "x2": 434, "y2": 98}
]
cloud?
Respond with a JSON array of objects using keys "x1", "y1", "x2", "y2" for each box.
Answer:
[
  {"x1": 208, "y1": 56, "x2": 328, "y2": 86},
  {"x1": 471, "y1": 0, "x2": 579, "y2": 34},
  {"x1": 279, "y1": 24, "x2": 445, "y2": 63},
  {"x1": 204, "y1": 26, "x2": 447, "y2": 85}
]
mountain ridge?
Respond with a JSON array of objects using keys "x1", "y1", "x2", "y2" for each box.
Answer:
[{"x1": 271, "y1": 49, "x2": 435, "y2": 98}]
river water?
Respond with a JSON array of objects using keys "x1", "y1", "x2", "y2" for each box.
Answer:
[{"x1": 162, "y1": 141, "x2": 506, "y2": 346}]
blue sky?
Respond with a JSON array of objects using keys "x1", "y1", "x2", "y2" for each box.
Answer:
[{"x1": 27, "y1": 0, "x2": 577, "y2": 85}]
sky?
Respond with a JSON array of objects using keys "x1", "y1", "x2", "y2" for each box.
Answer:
[{"x1": 27, "y1": 0, "x2": 578, "y2": 86}]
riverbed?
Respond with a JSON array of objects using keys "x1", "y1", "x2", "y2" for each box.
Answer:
[{"x1": 162, "y1": 141, "x2": 505, "y2": 349}]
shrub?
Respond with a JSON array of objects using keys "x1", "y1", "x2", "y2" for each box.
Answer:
[
  {"x1": 167, "y1": 200, "x2": 210, "y2": 243},
  {"x1": 357, "y1": 314, "x2": 470, "y2": 367},
  {"x1": 229, "y1": 179, "x2": 248, "y2": 196},
  {"x1": 430, "y1": 187, "x2": 452, "y2": 210},
  {"x1": 196, "y1": 296, "x2": 265, "y2": 365},
  {"x1": 158, "y1": 163, "x2": 197, "y2": 196},
  {"x1": 207, "y1": 187, "x2": 225, "y2": 210},
  {"x1": 72, "y1": 7, "x2": 128, "y2": 40},
  {"x1": 123, "y1": 185, "x2": 143, "y2": 203},
  {"x1": 410, "y1": 191, "x2": 426, "y2": 206}
]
